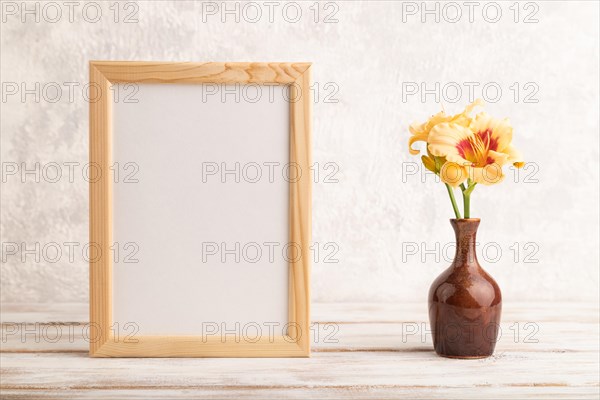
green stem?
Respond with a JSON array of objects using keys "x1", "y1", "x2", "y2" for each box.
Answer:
[
  {"x1": 445, "y1": 183, "x2": 462, "y2": 219},
  {"x1": 462, "y1": 180, "x2": 477, "y2": 218},
  {"x1": 464, "y1": 191, "x2": 471, "y2": 218}
]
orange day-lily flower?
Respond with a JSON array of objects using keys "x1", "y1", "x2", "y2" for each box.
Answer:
[
  {"x1": 428, "y1": 112, "x2": 525, "y2": 186},
  {"x1": 408, "y1": 99, "x2": 483, "y2": 177},
  {"x1": 407, "y1": 100, "x2": 525, "y2": 218}
]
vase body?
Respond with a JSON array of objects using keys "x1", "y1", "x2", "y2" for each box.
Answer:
[{"x1": 428, "y1": 219, "x2": 502, "y2": 359}]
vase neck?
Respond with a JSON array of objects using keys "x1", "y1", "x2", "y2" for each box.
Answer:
[{"x1": 450, "y1": 219, "x2": 480, "y2": 267}]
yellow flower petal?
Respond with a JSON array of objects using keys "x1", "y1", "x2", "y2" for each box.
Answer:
[
  {"x1": 470, "y1": 112, "x2": 513, "y2": 153},
  {"x1": 407, "y1": 100, "x2": 484, "y2": 157},
  {"x1": 440, "y1": 162, "x2": 468, "y2": 187},
  {"x1": 462, "y1": 98, "x2": 485, "y2": 115},
  {"x1": 487, "y1": 150, "x2": 509, "y2": 167},
  {"x1": 408, "y1": 131, "x2": 429, "y2": 155},
  {"x1": 469, "y1": 163, "x2": 505, "y2": 185},
  {"x1": 408, "y1": 112, "x2": 448, "y2": 154},
  {"x1": 505, "y1": 145, "x2": 525, "y2": 168},
  {"x1": 427, "y1": 122, "x2": 473, "y2": 159},
  {"x1": 408, "y1": 121, "x2": 426, "y2": 136}
]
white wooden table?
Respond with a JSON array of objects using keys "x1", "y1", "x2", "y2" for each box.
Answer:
[{"x1": 1, "y1": 302, "x2": 598, "y2": 399}]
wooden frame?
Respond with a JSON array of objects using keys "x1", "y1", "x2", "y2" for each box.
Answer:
[{"x1": 89, "y1": 62, "x2": 311, "y2": 357}]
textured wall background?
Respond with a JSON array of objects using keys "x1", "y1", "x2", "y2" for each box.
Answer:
[{"x1": 1, "y1": 1, "x2": 598, "y2": 304}]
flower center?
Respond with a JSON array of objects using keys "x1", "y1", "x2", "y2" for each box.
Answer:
[{"x1": 456, "y1": 129, "x2": 498, "y2": 167}]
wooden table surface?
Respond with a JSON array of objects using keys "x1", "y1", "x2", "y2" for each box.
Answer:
[{"x1": 1, "y1": 302, "x2": 598, "y2": 399}]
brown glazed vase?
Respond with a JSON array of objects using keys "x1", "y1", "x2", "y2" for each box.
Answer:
[{"x1": 428, "y1": 218, "x2": 502, "y2": 358}]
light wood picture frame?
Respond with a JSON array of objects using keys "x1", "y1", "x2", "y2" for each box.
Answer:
[{"x1": 89, "y1": 62, "x2": 311, "y2": 357}]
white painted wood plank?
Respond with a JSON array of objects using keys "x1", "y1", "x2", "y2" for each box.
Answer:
[
  {"x1": 1, "y1": 352, "x2": 598, "y2": 396},
  {"x1": 0, "y1": 386, "x2": 598, "y2": 400},
  {"x1": 2, "y1": 302, "x2": 598, "y2": 354},
  {"x1": 1, "y1": 321, "x2": 597, "y2": 353},
  {"x1": 1, "y1": 302, "x2": 598, "y2": 399}
]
